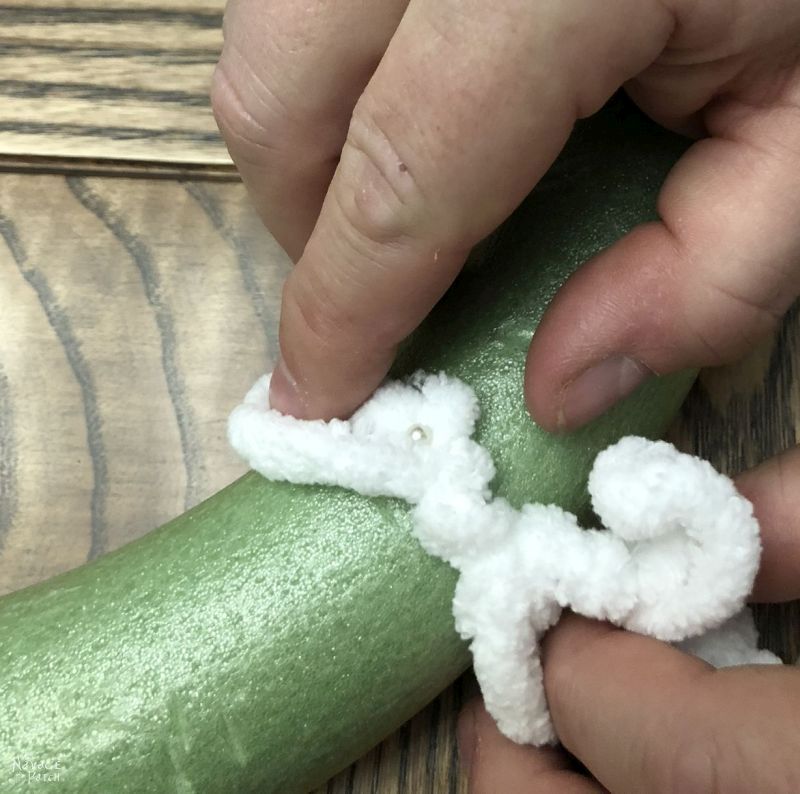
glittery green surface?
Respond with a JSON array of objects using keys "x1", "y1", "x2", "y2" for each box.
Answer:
[{"x1": 0, "y1": 98, "x2": 694, "y2": 793}]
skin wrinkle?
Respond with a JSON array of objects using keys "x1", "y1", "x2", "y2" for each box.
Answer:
[
  {"x1": 417, "y1": 4, "x2": 465, "y2": 53},
  {"x1": 282, "y1": 267, "x2": 399, "y2": 378},
  {"x1": 307, "y1": 182, "x2": 469, "y2": 352},
  {"x1": 733, "y1": 59, "x2": 800, "y2": 109},
  {"x1": 705, "y1": 278, "x2": 784, "y2": 329},
  {"x1": 213, "y1": 0, "x2": 410, "y2": 262},
  {"x1": 629, "y1": 58, "x2": 747, "y2": 137},
  {"x1": 219, "y1": 39, "x2": 302, "y2": 124},
  {"x1": 282, "y1": 274, "x2": 343, "y2": 357},
  {"x1": 690, "y1": 278, "x2": 786, "y2": 363},
  {"x1": 680, "y1": 309, "x2": 739, "y2": 367},
  {"x1": 221, "y1": 0, "x2": 406, "y2": 125},
  {"x1": 211, "y1": 63, "x2": 285, "y2": 159}
]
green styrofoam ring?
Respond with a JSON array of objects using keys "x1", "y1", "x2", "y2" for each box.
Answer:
[{"x1": 0, "y1": 98, "x2": 694, "y2": 794}]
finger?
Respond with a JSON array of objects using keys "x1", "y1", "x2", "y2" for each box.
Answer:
[
  {"x1": 271, "y1": 0, "x2": 675, "y2": 418},
  {"x1": 458, "y1": 697, "x2": 605, "y2": 794},
  {"x1": 543, "y1": 614, "x2": 800, "y2": 793},
  {"x1": 211, "y1": 0, "x2": 407, "y2": 260},
  {"x1": 736, "y1": 444, "x2": 800, "y2": 602},
  {"x1": 525, "y1": 72, "x2": 800, "y2": 431}
]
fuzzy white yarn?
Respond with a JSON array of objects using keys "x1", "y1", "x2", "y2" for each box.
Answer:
[{"x1": 229, "y1": 371, "x2": 780, "y2": 745}]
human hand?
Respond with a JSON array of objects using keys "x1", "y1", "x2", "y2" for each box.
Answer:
[
  {"x1": 212, "y1": 0, "x2": 800, "y2": 428},
  {"x1": 457, "y1": 443, "x2": 800, "y2": 793},
  {"x1": 215, "y1": 4, "x2": 800, "y2": 786}
]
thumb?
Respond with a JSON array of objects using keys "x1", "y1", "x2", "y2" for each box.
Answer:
[{"x1": 526, "y1": 90, "x2": 800, "y2": 432}]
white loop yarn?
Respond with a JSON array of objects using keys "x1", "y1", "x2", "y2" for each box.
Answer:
[{"x1": 229, "y1": 371, "x2": 780, "y2": 745}]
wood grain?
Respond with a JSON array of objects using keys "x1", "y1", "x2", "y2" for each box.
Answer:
[
  {"x1": 0, "y1": 170, "x2": 798, "y2": 791},
  {"x1": 0, "y1": 173, "x2": 285, "y2": 588},
  {"x1": 0, "y1": 0, "x2": 231, "y2": 165}
]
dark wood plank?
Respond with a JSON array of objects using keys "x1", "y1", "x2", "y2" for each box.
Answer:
[
  {"x1": 0, "y1": 0, "x2": 229, "y2": 164},
  {"x1": 0, "y1": 152, "x2": 237, "y2": 179}
]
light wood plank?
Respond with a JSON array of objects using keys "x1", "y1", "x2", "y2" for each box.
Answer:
[
  {"x1": 0, "y1": 172, "x2": 285, "y2": 586},
  {"x1": 0, "y1": 1, "x2": 230, "y2": 164},
  {"x1": 0, "y1": 171, "x2": 797, "y2": 791}
]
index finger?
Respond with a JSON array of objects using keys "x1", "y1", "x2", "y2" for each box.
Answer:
[
  {"x1": 268, "y1": 0, "x2": 674, "y2": 419},
  {"x1": 542, "y1": 614, "x2": 800, "y2": 793}
]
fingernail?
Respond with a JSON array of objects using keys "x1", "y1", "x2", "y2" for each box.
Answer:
[
  {"x1": 457, "y1": 701, "x2": 478, "y2": 774},
  {"x1": 269, "y1": 357, "x2": 305, "y2": 417},
  {"x1": 558, "y1": 355, "x2": 652, "y2": 430}
]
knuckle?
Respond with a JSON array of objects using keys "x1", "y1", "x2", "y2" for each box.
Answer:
[
  {"x1": 333, "y1": 106, "x2": 427, "y2": 245},
  {"x1": 211, "y1": 61, "x2": 271, "y2": 153},
  {"x1": 212, "y1": 51, "x2": 340, "y2": 182},
  {"x1": 210, "y1": 55, "x2": 291, "y2": 165}
]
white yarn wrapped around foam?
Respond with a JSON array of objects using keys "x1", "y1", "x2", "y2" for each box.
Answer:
[{"x1": 229, "y1": 371, "x2": 776, "y2": 745}]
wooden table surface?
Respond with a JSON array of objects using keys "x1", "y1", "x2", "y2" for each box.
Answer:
[{"x1": 1, "y1": 3, "x2": 798, "y2": 793}]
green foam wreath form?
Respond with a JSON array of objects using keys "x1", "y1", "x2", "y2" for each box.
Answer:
[{"x1": 0, "y1": 98, "x2": 694, "y2": 794}]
